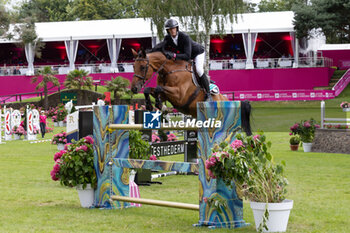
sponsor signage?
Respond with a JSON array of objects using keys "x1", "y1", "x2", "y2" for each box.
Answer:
[
  {"x1": 60, "y1": 92, "x2": 77, "y2": 104},
  {"x1": 151, "y1": 140, "x2": 186, "y2": 157}
]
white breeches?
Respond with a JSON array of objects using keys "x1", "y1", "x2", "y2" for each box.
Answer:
[{"x1": 194, "y1": 52, "x2": 205, "y2": 77}]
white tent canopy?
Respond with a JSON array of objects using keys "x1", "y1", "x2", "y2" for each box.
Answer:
[{"x1": 0, "y1": 11, "x2": 295, "y2": 43}]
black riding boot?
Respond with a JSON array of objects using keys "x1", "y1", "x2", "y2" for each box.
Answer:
[{"x1": 200, "y1": 74, "x2": 212, "y2": 101}]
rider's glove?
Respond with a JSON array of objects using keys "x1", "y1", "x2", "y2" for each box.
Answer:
[{"x1": 165, "y1": 51, "x2": 174, "y2": 60}]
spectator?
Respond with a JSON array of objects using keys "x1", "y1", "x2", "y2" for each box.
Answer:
[{"x1": 39, "y1": 110, "x2": 47, "y2": 138}]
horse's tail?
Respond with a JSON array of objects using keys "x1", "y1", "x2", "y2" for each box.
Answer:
[{"x1": 241, "y1": 100, "x2": 252, "y2": 136}]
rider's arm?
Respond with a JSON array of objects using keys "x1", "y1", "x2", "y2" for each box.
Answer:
[{"x1": 174, "y1": 33, "x2": 191, "y2": 61}]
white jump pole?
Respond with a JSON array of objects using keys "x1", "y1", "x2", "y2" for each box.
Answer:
[{"x1": 110, "y1": 196, "x2": 199, "y2": 211}]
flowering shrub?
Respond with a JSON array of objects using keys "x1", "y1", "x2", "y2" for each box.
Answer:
[
  {"x1": 205, "y1": 133, "x2": 288, "y2": 204},
  {"x1": 51, "y1": 115, "x2": 58, "y2": 123},
  {"x1": 149, "y1": 155, "x2": 157, "y2": 160},
  {"x1": 12, "y1": 125, "x2": 26, "y2": 136},
  {"x1": 56, "y1": 109, "x2": 67, "y2": 122},
  {"x1": 326, "y1": 124, "x2": 349, "y2": 129},
  {"x1": 33, "y1": 126, "x2": 40, "y2": 134},
  {"x1": 47, "y1": 107, "x2": 58, "y2": 117},
  {"x1": 340, "y1": 101, "x2": 349, "y2": 109},
  {"x1": 167, "y1": 133, "x2": 177, "y2": 141},
  {"x1": 290, "y1": 118, "x2": 320, "y2": 143},
  {"x1": 51, "y1": 131, "x2": 67, "y2": 145},
  {"x1": 50, "y1": 136, "x2": 96, "y2": 188}
]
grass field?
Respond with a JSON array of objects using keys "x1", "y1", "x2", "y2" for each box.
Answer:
[{"x1": 1, "y1": 74, "x2": 350, "y2": 232}]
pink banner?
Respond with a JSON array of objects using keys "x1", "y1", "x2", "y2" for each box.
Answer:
[{"x1": 222, "y1": 89, "x2": 335, "y2": 101}]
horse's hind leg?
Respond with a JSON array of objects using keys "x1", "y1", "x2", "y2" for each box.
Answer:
[{"x1": 144, "y1": 87, "x2": 154, "y2": 111}]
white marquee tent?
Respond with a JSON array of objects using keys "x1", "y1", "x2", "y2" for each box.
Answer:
[{"x1": 1, "y1": 11, "x2": 297, "y2": 74}]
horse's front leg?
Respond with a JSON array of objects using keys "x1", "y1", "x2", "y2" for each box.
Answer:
[
  {"x1": 154, "y1": 86, "x2": 164, "y2": 110},
  {"x1": 144, "y1": 87, "x2": 155, "y2": 111}
]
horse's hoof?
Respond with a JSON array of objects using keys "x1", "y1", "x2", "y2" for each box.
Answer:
[{"x1": 161, "y1": 105, "x2": 168, "y2": 112}]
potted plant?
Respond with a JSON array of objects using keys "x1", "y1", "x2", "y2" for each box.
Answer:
[
  {"x1": 205, "y1": 133, "x2": 292, "y2": 232},
  {"x1": 289, "y1": 136, "x2": 300, "y2": 151},
  {"x1": 50, "y1": 136, "x2": 96, "y2": 208},
  {"x1": 51, "y1": 131, "x2": 67, "y2": 150},
  {"x1": 340, "y1": 101, "x2": 349, "y2": 111},
  {"x1": 290, "y1": 118, "x2": 320, "y2": 152},
  {"x1": 11, "y1": 125, "x2": 26, "y2": 140},
  {"x1": 56, "y1": 109, "x2": 67, "y2": 127}
]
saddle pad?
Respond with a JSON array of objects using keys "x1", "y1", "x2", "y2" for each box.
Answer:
[{"x1": 209, "y1": 83, "x2": 220, "y2": 95}]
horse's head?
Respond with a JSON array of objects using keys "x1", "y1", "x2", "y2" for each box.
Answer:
[{"x1": 131, "y1": 48, "x2": 155, "y2": 94}]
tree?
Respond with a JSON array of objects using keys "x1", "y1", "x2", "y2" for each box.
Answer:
[
  {"x1": 0, "y1": 3, "x2": 10, "y2": 37},
  {"x1": 31, "y1": 66, "x2": 60, "y2": 110},
  {"x1": 139, "y1": 0, "x2": 246, "y2": 75},
  {"x1": 68, "y1": 0, "x2": 138, "y2": 20},
  {"x1": 258, "y1": 0, "x2": 306, "y2": 12},
  {"x1": 15, "y1": 0, "x2": 74, "y2": 22},
  {"x1": 64, "y1": 69, "x2": 93, "y2": 105},
  {"x1": 106, "y1": 76, "x2": 131, "y2": 104},
  {"x1": 293, "y1": 0, "x2": 350, "y2": 43},
  {"x1": 64, "y1": 69, "x2": 93, "y2": 90}
]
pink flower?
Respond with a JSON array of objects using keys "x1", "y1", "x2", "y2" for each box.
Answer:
[
  {"x1": 53, "y1": 151, "x2": 65, "y2": 161},
  {"x1": 289, "y1": 132, "x2": 292, "y2": 136},
  {"x1": 152, "y1": 134, "x2": 160, "y2": 143},
  {"x1": 230, "y1": 139, "x2": 243, "y2": 150},
  {"x1": 149, "y1": 155, "x2": 157, "y2": 160},
  {"x1": 53, "y1": 162, "x2": 61, "y2": 172},
  {"x1": 303, "y1": 121, "x2": 311, "y2": 128},
  {"x1": 50, "y1": 170, "x2": 59, "y2": 181},
  {"x1": 208, "y1": 170, "x2": 216, "y2": 179},
  {"x1": 58, "y1": 133, "x2": 63, "y2": 137},
  {"x1": 63, "y1": 139, "x2": 67, "y2": 143},
  {"x1": 253, "y1": 135, "x2": 260, "y2": 141},
  {"x1": 80, "y1": 145, "x2": 88, "y2": 152},
  {"x1": 64, "y1": 143, "x2": 72, "y2": 150},
  {"x1": 84, "y1": 136, "x2": 94, "y2": 144}
]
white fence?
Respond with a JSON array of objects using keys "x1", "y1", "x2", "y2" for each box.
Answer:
[{"x1": 320, "y1": 101, "x2": 350, "y2": 128}]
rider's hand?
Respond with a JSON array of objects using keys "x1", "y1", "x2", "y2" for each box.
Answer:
[{"x1": 165, "y1": 51, "x2": 174, "y2": 60}]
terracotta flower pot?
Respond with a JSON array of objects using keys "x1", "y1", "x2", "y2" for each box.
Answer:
[{"x1": 289, "y1": 144, "x2": 299, "y2": 151}]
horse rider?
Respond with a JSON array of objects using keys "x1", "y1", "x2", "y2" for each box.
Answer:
[{"x1": 161, "y1": 18, "x2": 212, "y2": 101}]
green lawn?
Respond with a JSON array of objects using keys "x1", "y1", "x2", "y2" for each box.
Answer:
[
  {"x1": 1, "y1": 82, "x2": 350, "y2": 232},
  {"x1": 1, "y1": 129, "x2": 349, "y2": 232}
]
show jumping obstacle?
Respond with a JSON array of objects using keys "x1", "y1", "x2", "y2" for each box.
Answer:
[{"x1": 93, "y1": 101, "x2": 248, "y2": 228}]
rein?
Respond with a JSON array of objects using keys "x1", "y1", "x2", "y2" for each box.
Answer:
[{"x1": 134, "y1": 56, "x2": 167, "y2": 88}]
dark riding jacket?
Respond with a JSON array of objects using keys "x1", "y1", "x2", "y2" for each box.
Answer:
[{"x1": 163, "y1": 31, "x2": 204, "y2": 61}]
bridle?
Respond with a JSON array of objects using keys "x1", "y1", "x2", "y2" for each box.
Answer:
[{"x1": 133, "y1": 55, "x2": 167, "y2": 88}]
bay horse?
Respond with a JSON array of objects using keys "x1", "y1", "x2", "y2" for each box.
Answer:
[{"x1": 131, "y1": 48, "x2": 252, "y2": 135}]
